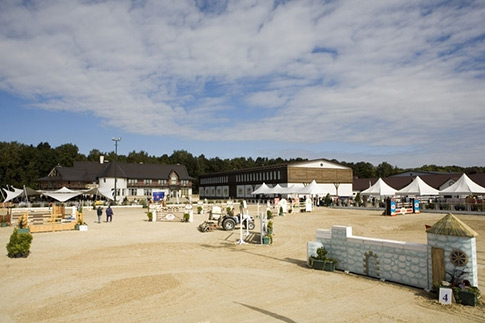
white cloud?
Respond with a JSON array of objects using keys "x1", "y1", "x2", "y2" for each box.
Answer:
[{"x1": 0, "y1": 0, "x2": 484, "y2": 167}]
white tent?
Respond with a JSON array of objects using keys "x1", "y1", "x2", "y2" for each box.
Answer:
[
  {"x1": 2, "y1": 187, "x2": 24, "y2": 202},
  {"x1": 361, "y1": 178, "x2": 396, "y2": 196},
  {"x1": 439, "y1": 174, "x2": 485, "y2": 195},
  {"x1": 396, "y1": 176, "x2": 439, "y2": 196},
  {"x1": 83, "y1": 187, "x2": 114, "y2": 200},
  {"x1": 297, "y1": 180, "x2": 324, "y2": 195},
  {"x1": 41, "y1": 187, "x2": 83, "y2": 202},
  {"x1": 270, "y1": 184, "x2": 287, "y2": 194},
  {"x1": 251, "y1": 183, "x2": 273, "y2": 195}
]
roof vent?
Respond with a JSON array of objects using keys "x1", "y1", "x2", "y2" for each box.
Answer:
[{"x1": 100, "y1": 155, "x2": 104, "y2": 164}]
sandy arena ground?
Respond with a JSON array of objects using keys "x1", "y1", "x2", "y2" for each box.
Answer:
[{"x1": 1, "y1": 205, "x2": 485, "y2": 322}]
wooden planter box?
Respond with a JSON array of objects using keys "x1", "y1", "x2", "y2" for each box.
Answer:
[
  {"x1": 323, "y1": 261, "x2": 335, "y2": 272},
  {"x1": 311, "y1": 259, "x2": 325, "y2": 270},
  {"x1": 457, "y1": 290, "x2": 478, "y2": 306}
]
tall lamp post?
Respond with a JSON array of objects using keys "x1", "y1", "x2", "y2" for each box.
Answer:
[
  {"x1": 112, "y1": 137, "x2": 122, "y2": 203},
  {"x1": 334, "y1": 182, "x2": 340, "y2": 206}
]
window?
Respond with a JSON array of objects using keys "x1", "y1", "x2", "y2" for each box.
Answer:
[
  {"x1": 128, "y1": 188, "x2": 137, "y2": 196},
  {"x1": 143, "y1": 189, "x2": 152, "y2": 196},
  {"x1": 128, "y1": 179, "x2": 137, "y2": 185},
  {"x1": 171, "y1": 174, "x2": 178, "y2": 185},
  {"x1": 144, "y1": 179, "x2": 152, "y2": 185},
  {"x1": 159, "y1": 179, "x2": 167, "y2": 185}
]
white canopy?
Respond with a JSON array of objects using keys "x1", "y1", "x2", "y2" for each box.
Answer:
[
  {"x1": 41, "y1": 186, "x2": 83, "y2": 202},
  {"x1": 251, "y1": 183, "x2": 273, "y2": 195},
  {"x1": 361, "y1": 178, "x2": 396, "y2": 196},
  {"x1": 396, "y1": 176, "x2": 439, "y2": 196},
  {"x1": 297, "y1": 180, "x2": 327, "y2": 195},
  {"x1": 439, "y1": 174, "x2": 485, "y2": 195},
  {"x1": 2, "y1": 187, "x2": 24, "y2": 202},
  {"x1": 270, "y1": 184, "x2": 287, "y2": 194},
  {"x1": 83, "y1": 187, "x2": 114, "y2": 200}
]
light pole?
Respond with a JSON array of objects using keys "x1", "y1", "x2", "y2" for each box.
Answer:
[
  {"x1": 334, "y1": 182, "x2": 340, "y2": 206},
  {"x1": 112, "y1": 137, "x2": 122, "y2": 203}
]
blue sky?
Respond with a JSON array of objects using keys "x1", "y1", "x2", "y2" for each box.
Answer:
[{"x1": 1, "y1": 0, "x2": 484, "y2": 168}]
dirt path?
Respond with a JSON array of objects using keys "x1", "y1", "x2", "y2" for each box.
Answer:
[{"x1": 1, "y1": 206, "x2": 484, "y2": 322}]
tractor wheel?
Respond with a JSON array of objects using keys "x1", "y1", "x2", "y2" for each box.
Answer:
[
  {"x1": 222, "y1": 218, "x2": 236, "y2": 231},
  {"x1": 246, "y1": 221, "x2": 255, "y2": 230}
]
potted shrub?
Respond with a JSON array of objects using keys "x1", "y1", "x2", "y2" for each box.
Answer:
[
  {"x1": 266, "y1": 220, "x2": 273, "y2": 234},
  {"x1": 262, "y1": 234, "x2": 272, "y2": 245},
  {"x1": 266, "y1": 209, "x2": 273, "y2": 219},
  {"x1": 17, "y1": 213, "x2": 29, "y2": 233},
  {"x1": 311, "y1": 247, "x2": 327, "y2": 270},
  {"x1": 1, "y1": 215, "x2": 7, "y2": 227},
  {"x1": 279, "y1": 206, "x2": 284, "y2": 216},
  {"x1": 182, "y1": 213, "x2": 190, "y2": 222},
  {"x1": 433, "y1": 270, "x2": 481, "y2": 306},
  {"x1": 147, "y1": 212, "x2": 153, "y2": 222},
  {"x1": 197, "y1": 206, "x2": 203, "y2": 214},
  {"x1": 6, "y1": 228, "x2": 33, "y2": 258},
  {"x1": 309, "y1": 246, "x2": 336, "y2": 271}
]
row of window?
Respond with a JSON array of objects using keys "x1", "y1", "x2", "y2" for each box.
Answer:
[
  {"x1": 201, "y1": 171, "x2": 283, "y2": 186},
  {"x1": 200, "y1": 176, "x2": 228, "y2": 185},
  {"x1": 236, "y1": 171, "x2": 281, "y2": 183},
  {"x1": 125, "y1": 179, "x2": 190, "y2": 186}
]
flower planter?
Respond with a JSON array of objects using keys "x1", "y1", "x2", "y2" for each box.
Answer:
[
  {"x1": 1, "y1": 222, "x2": 7, "y2": 227},
  {"x1": 323, "y1": 261, "x2": 335, "y2": 272},
  {"x1": 79, "y1": 225, "x2": 88, "y2": 231},
  {"x1": 457, "y1": 290, "x2": 477, "y2": 306},
  {"x1": 262, "y1": 236, "x2": 271, "y2": 245},
  {"x1": 17, "y1": 228, "x2": 30, "y2": 234},
  {"x1": 311, "y1": 259, "x2": 325, "y2": 270}
]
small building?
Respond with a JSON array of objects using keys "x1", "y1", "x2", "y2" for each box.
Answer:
[
  {"x1": 199, "y1": 159, "x2": 353, "y2": 200},
  {"x1": 38, "y1": 160, "x2": 194, "y2": 202}
]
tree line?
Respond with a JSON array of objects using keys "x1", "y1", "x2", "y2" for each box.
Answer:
[{"x1": 1, "y1": 141, "x2": 483, "y2": 193}]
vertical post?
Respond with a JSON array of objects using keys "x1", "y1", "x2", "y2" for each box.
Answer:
[
  {"x1": 334, "y1": 183, "x2": 340, "y2": 206},
  {"x1": 112, "y1": 137, "x2": 122, "y2": 203}
]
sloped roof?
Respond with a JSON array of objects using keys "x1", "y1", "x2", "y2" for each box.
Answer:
[
  {"x1": 361, "y1": 178, "x2": 396, "y2": 196},
  {"x1": 395, "y1": 176, "x2": 440, "y2": 196},
  {"x1": 426, "y1": 213, "x2": 478, "y2": 237},
  {"x1": 39, "y1": 161, "x2": 194, "y2": 182},
  {"x1": 439, "y1": 173, "x2": 485, "y2": 195}
]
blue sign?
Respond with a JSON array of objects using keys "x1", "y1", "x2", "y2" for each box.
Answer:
[{"x1": 153, "y1": 192, "x2": 165, "y2": 202}]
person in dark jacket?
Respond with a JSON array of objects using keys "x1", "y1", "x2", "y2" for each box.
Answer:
[
  {"x1": 97, "y1": 206, "x2": 103, "y2": 223},
  {"x1": 106, "y1": 205, "x2": 113, "y2": 222}
]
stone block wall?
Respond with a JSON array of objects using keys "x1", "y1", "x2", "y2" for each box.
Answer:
[{"x1": 307, "y1": 225, "x2": 429, "y2": 289}]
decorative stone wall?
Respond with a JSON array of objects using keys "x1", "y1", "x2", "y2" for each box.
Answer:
[{"x1": 308, "y1": 226, "x2": 429, "y2": 289}]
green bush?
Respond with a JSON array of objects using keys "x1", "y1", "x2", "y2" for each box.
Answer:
[
  {"x1": 147, "y1": 212, "x2": 153, "y2": 221},
  {"x1": 197, "y1": 206, "x2": 203, "y2": 214},
  {"x1": 6, "y1": 228, "x2": 33, "y2": 258},
  {"x1": 266, "y1": 209, "x2": 273, "y2": 219},
  {"x1": 183, "y1": 213, "x2": 190, "y2": 222}
]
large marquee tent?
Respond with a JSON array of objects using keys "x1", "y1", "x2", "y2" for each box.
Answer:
[
  {"x1": 2, "y1": 186, "x2": 113, "y2": 203},
  {"x1": 395, "y1": 176, "x2": 440, "y2": 196},
  {"x1": 439, "y1": 174, "x2": 485, "y2": 195}
]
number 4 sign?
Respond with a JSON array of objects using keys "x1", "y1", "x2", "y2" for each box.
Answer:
[{"x1": 439, "y1": 288, "x2": 452, "y2": 305}]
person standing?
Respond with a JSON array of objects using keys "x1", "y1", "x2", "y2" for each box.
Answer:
[
  {"x1": 97, "y1": 206, "x2": 103, "y2": 223},
  {"x1": 106, "y1": 205, "x2": 113, "y2": 222}
]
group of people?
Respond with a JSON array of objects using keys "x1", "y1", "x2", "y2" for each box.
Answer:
[{"x1": 96, "y1": 205, "x2": 113, "y2": 223}]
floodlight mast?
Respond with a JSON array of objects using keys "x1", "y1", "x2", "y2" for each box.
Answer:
[{"x1": 112, "y1": 137, "x2": 122, "y2": 203}]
